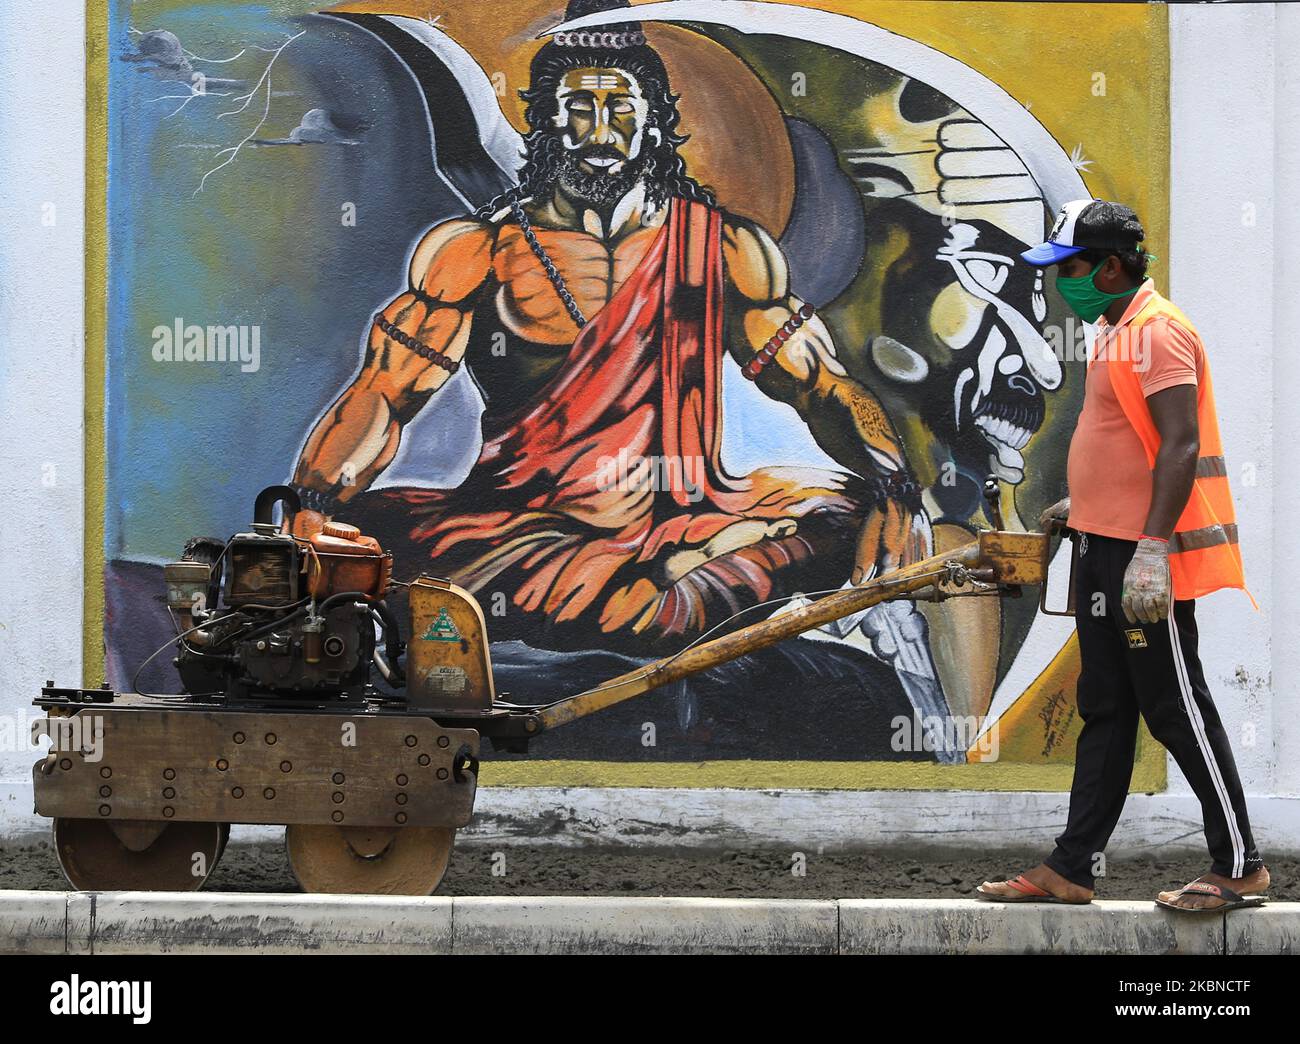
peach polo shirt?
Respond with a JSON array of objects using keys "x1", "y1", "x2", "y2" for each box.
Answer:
[{"x1": 1065, "y1": 280, "x2": 1205, "y2": 541}]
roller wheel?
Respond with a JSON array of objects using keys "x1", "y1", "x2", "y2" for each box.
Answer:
[
  {"x1": 285, "y1": 824, "x2": 455, "y2": 895},
  {"x1": 53, "y1": 818, "x2": 226, "y2": 891}
]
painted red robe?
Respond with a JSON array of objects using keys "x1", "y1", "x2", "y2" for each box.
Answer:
[{"x1": 361, "y1": 198, "x2": 868, "y2": 652}]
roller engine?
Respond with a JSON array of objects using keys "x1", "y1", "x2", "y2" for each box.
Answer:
[
  {"x1": 163, "y1": 486, "x2": 400, "y2": 703},
  {"x1": 35, "y1": 486, "x2": 497, "y2": 895}
]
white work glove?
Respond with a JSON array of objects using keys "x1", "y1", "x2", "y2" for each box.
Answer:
[
  {"x1": 1038, "y1": 496, "x2": 1070, "y2": 532},
  {"x1": 1121, "y1": 537, "x2": 1171, "y2": 624}
]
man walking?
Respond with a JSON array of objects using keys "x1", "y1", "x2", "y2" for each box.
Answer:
[{"x1": 978, "y1": 199, "x2": 1268, "y2": 911}]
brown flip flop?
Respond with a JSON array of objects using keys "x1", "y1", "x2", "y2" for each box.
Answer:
[
  {"x1": 1155, "y1": 880, "x2": 1267, "y2": 913},
  {"x1": 976, "y1": 874, "x2": 1091, "y2": 904}
]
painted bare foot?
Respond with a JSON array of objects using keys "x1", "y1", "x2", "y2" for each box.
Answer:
[
  {"x1": 661, "y1": 518, "x2": 798, "y2": 585},
  {"x1": 1156, "y1": 865, "x2": 1270, "y2": 911},
  {"x1": 976, "y1": 862, "x2": 1094, "y2": 904}
]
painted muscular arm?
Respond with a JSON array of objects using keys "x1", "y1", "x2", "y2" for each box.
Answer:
[
  {"x1": 290, "y1": 219, "x2": 494, "y2": 527},
  {"x1": 722, "y1": 218, "x2": 930, "y2": 579}
]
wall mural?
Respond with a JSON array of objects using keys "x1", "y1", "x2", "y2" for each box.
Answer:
[{"x1": 99, "y1": 0, "x2": 1170, "y2": 787}]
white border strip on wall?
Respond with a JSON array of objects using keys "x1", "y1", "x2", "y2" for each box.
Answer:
[{"x1": 0, "y1": 3, "x2": 86, "y2": 812}]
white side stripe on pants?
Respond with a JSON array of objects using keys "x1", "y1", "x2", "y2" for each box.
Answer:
[{"x1": 1166, "y1": 610, "x2": 1245, "y2": 877}]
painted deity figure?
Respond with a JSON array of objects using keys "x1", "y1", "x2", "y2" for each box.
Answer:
[{"x1": 292, "y1": 13, "x2": 929, "y2": 654}]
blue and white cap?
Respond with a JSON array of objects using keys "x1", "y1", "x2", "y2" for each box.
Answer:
[{"x1": 1021, "y1": 199, "x2": 1145, "y2": 266}]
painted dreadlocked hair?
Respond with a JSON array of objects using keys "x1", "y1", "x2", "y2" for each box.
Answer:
[{"x1": 475, "y1": 31, "x2": 716, "y2": 220}]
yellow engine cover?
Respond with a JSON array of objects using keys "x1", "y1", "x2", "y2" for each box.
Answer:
[{"x1": 407, "y1": 576, "x2": 496, "y2": 710}]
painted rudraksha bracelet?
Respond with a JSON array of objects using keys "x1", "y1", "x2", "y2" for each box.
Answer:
[
  {"x1": 742, "y1": 303, "x2": 817, "y2": 381},
  {"x1": 374, "y1": 313, "x2": 461, "y2": 373},
  {"x1": 290, "y1": 483, "x2": 342, "y2": 516},
  {"x1": 869, "y1": 470, "x2": 924, "y2": 513}
]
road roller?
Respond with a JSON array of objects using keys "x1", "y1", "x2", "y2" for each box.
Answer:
[{"x1": 32, "y1": 483, "x2": 1058, "y2": 894}]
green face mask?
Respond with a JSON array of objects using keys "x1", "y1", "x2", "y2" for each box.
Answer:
[{"x1": 1055, "y1": 259, "x2": 1139, "y2": 323}]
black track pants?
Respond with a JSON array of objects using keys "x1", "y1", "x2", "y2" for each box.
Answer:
[{"x1": 1043, "y1": 532, "x2": 1263, "y2": 888}]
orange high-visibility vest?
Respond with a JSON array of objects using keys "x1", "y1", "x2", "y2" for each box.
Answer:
[{"x1": 1100, "y1": 290, "x2": 1253, "y2": 604}]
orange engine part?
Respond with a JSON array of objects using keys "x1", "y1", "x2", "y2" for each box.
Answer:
[{"x1": 304, "y1": 521, "x2": 392, "y2": 599}]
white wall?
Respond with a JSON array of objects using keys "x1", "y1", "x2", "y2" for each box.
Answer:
[
  {"x1": 1, "y1": 2, "x2": 1297, "y2": 855},
  {"x1": 0, "y1": 1, "x2": 86, "y2": 836},
  {"x1": 1269, "y1": 3, "x2": 1300, "y2": 800},
  {"x1": 1169, "y1": 0, "x2": 1282, "y2": 804}
]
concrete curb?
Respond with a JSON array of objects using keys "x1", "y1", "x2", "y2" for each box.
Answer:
[
  {"x1": 88, "y1": 893, "x2": 455, "y2": 955},
  {"x1": 0, "y1": 891, "x2": 68, "y2": 955},
  {"x1": 452, "y1": 896, "x2": 838, "y2": 955},
  {"x1": 838, "y1": 899, "x2": 1224, "y2": 955},
  {"x1": 1, "y1": 893, "x2": 1295, "y2": 954}
]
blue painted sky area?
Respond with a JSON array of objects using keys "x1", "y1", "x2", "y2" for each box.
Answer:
[
  {"x1": 104, "y1": 3, "x2": 840, "y2": 563},
  {"x1": 106, "y1": 2, "x2": 469, "y2": 560}
]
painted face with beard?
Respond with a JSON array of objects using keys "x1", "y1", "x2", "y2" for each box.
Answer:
[{"x1": 551, "y1": 67, "x2": 652, "y2": 209}]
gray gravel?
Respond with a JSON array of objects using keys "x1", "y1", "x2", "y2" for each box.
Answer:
[{"x1": 2, "y1": 836, "x2": 1294, "y2": 899}]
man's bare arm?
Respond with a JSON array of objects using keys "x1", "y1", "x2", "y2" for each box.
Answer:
[
  {"x1": 1141, "y1": 384, "x2": 1200, "y2": 540},
  {"x1": 1120, "y1": 383, "x2": 1199, "y2": 623},
  {"x1": 292, "y1": 219, "x2": 494, "y2": 507}
]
